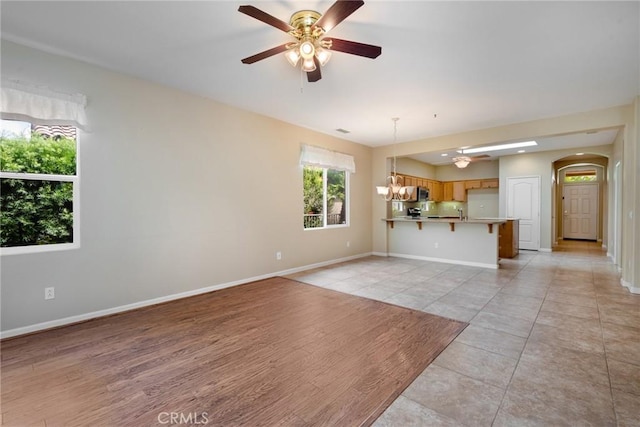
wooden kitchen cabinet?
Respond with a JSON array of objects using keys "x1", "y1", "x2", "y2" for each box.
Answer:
[
  {"x1": 452, "y1": 181, "x2": 466, "y2": 201},
  {"x1": 499, "y1": 219, "x2": 519, "y2": 258},
  {"x1": 403, "y1": 176, "x2": 415, "y2": 187},
  {"x1": 481, "y1": 178, "x2": 499, "y2": 189},
  {"x1": 443, "y1": 182, "x2": 452, "y2": 201},
  {"x1": 442, "y1": 181, "x2": 466, "y2": 202},
  {"x1": 465, "y1": 180, "x2": 482, "y2": 190},
  {"x1": 429, "y1": 180, "x2": 443, "y2": 202}
]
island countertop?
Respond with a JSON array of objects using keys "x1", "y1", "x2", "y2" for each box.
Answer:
[
  {"x1": 382, "y1": 217, "x2": 508, "y2": 224},
  {"x1": 381, "y1": 217, "x2": 513, "y2": 268}
]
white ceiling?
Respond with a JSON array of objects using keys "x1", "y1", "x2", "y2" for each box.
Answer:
[{"x1": 1, "y1": 1, "x2": 638, "y2": 161}]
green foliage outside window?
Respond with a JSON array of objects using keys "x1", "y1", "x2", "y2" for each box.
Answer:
[
  {"x1": 303, "y1": 166, "x2": 346, "y2": 229},
  {"x1": 564, "y1": 175, "x2": 597, "y2": 183},
  {"x1": 303, "y1": 166, "x2": 323, "y2": 215},
  {"x1": 0, "y1": 132, "x2": 76, "y2": 247}
]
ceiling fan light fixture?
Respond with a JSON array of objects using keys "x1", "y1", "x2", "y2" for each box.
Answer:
[
  {"x1": 285, "y1": 48, "x2": 300, "y2": 67},
  {"x1": 315, "y1": 46, "x2": 332, "y2": 66},
  {"x1": 453, "y1": 156, "x2": 471, "y2": 168},
  {"x1": 299, "y1": 40, "x2": 315, "y2": 60},
  {"x1": 302, "y1": 57, "x2": 316, "y2": 72},
  {"x1": 239, "y1": 2, "x2": 381, "y2": 83}
]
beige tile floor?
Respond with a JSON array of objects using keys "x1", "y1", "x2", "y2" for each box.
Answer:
[{"x1": 286, "y1": 240, "x2": 640, "y2": 426}]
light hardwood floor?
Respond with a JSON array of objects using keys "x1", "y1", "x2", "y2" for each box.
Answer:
[{"x1": 1, "y1": 276, "x2": 465, "y2": 426}]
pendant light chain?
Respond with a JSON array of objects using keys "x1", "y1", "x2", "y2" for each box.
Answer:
[{"x1": 375, "y1": 117, "x2": 416, "y2": 202}]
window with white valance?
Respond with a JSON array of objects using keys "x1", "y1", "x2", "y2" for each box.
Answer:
[
  {"x1": 1, "y1": 80, "x2": 88, "y2": 130},
  {"x1": 1, "y1": 80, "x2": 86, "y2": 254},
  {"x1": 300, "y1": 144, "x2": 353, "y2": 230},
  {"x1": 299, "y1": 144, "x2": 356, "y2": 173}
]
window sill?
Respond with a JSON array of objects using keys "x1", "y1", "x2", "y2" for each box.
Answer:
[{"x1": 1, "y1": 242, "x2": 80, "y2": 256}]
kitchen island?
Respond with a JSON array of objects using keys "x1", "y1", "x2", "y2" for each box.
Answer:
[{"x1": 382, "y1": 217, "x2": 508, "y2": 269}]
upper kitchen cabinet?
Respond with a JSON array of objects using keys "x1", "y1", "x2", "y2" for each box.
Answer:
[
  {"x1": 465, "y1": 180, "x2": 482, "y2": 190},
  {"x1": 443, "y1": 181, "x2": 466, "y2": 202},
  {"x1": 426, "y1": 180, "x2": 443, "y2": 202},
  {"x1": 481, "y1": 178, "x2": 499, "y2": 189},
  {"x1": 467, "y1": 178, "x2": 499, "y2": 190}
]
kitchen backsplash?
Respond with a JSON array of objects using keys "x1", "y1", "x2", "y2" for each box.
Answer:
[{"x1": 393, "y1": 201, "x2": 468, "y2": 217}]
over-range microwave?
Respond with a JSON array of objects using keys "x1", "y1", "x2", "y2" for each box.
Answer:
[
  {"x1": 405, "y1": 186, "x2": 429, "y2": 202},
  {"x1": 417, "y1": 187, "x2": 430, "y2": 201}
]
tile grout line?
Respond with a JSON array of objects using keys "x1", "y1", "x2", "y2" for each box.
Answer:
[
  {"x1": 489, "y1": 250, "x2": 551, "y2": 426},
  {"x1": 593, "y1": 262, "x2": 619, "y2": 426}
]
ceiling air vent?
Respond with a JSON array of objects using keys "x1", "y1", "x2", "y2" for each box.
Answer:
[{"x1": 336, "y1": 128, "x2": 350, "y2": 134}]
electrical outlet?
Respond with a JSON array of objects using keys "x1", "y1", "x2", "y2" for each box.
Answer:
[
  {"x1": 276, "y1": 251, "x2": 282, "y2": 260},
  {"x1": 45, "y1": 287, "x2": 55, "y2": 300}
]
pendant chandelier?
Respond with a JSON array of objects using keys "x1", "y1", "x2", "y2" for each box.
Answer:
[{"x1": 376, "y1": 118, "x2": 416, "y2": 201}]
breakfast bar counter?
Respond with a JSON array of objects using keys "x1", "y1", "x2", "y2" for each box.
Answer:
[{"x1": 382, "y1": 217, "x2": 508, "y2": 269}]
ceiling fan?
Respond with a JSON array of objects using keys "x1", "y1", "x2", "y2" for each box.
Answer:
[
  {"x1": 452, "y1": 154, "x2": 491, "y2": 168},
  {"x1": 238, "y1": 0, "x2": 382, "y2": 82}
]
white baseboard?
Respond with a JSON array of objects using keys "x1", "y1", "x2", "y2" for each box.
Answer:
[
  {"x1": 539, "y1": 248, "x2": 552, "y2": 253},
  {"x1": 1, "y1": 252, "x2": 373, "y2": 339},
  {"x1": 621, "y1": 278, "x2": 640, "y2": 294},
  {"x1": 371, "y1": 251, "x2": 389, "y2": 257},
  {"x1": 387, "y1": 252, "x2": 498, "y2": 270}
]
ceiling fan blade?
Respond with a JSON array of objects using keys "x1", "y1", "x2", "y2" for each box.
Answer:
[
  {"x1": 325, "y1": 38, "x2": 381, "y2": 59},
  {"x1": 238, "y1": 5, "x2": 294, "y2": 33},
  {"x1": 241, "y1": 44, "x2": 289, "y2": 64},
  {"x1": 307, "y1": 57, "x2": 322, "y2": 82},
  {"x1": 314, "y1": 0, "x2": 364, "y2": 33}
]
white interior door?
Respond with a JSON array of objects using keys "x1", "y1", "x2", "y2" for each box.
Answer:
[
  {"x1": 507, "y1": 176, "x2": 540, "y2": 250},
  {"x1": 563, "y1": 183, "x2": 598, "y2": 240}
]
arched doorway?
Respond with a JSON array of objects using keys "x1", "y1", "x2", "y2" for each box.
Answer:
[{"x1": 553, "y1": 155, "x2": 608, "y2": 245}]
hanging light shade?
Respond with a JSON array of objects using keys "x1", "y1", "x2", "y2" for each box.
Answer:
[
  {"x1": 315, "y1": 46, "x2": 332, "y2": 66},
  {"x1": 285, "y1": 48, "x2": 301, "y2": 67},
  {"x1": 376, "y1": 118, "x2": 416, "y2": 202},
  {"x1": 453, "y1": 156, "x2": 471, "y2": 168}
]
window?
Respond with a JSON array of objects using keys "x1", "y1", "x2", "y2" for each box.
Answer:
[
  {"x1": 564, "y1": 169, "x2": 597, "y2": 183},
  {"x1": 300, "y1": 144, "x2": 354, "y2": 230},
  {"x1": 303, "y1": 166, "x2": 348, "y2": 229},
  {"x1": 0, "y1": 120, "x2": 79, "y2": 253}
]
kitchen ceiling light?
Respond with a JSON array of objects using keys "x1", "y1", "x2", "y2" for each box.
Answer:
[
  {"x1": 460, "y1": 140, "x2": 537, "y2": 154},
  {"x1": 376, "y1": 118, "x2": 416, "y2": 201},
  {"x1": 453, "y1": 156, "x2": 471, "y2": 168}
]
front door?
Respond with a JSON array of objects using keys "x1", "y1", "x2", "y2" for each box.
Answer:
[
  {"x1": 507, "y1": 176, "x2": 540, "y2": 250},
  {"x1": 563, "y1": 183, "x2": 598, "y2": 240}
]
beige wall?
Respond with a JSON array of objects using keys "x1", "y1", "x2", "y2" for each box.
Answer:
[
  {"x1": 395, "y1": 157, "x2": 436, "y2": 179},
  {"x1": 0, "y1": 41, "x2": 373, "y2": 334},
  {"x1": 436, "y1": 159, "x2": 499, "y2": 182}
]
